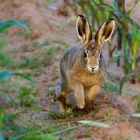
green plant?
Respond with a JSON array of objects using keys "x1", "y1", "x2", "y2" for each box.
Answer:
[
  {"x1": 0, "y1": 109, "x2": 5, "y2": 130},
  {"x1": 0, "y1": 19, "x2": 30, "y2": 69},
  {"x1": 0, "y1": 20, "x2": 30, "y2": 32},
  {"x1": 132, "y1": 95, "x2": 140, "y2": 112},
  {"x1": 129, "y1": 25, "x2": 140, "y2": 82},
  {"x1": 14, "y1": 123, "x2": 64, "y2": 139},
  {"x1": 0, "y1": 19, "x2": 45, "y2": 140},
  {"x1": 0, "y1": 49, "x2": 13, "y2": 68},
  {"x1": 19, "y1": 86, "x2": 38, "y2": 107},
  {"x1": 101, "y1": 81, "x2": 120, "y2": 94},
  {"x1": 18, "y1": 49, "x2": 54, "y2": 69},
  {"x1": 0, "y1": 38, "x2": 7, "y2": 48},
  {"x1": 114, "y1": 135, "x2": 132, "y2": 140},
  {"x1": 18, "y1": 135, "x2": 59, "y2": 140},
  {"x1": 47, "y1": 47, "x2": 56, "y2": 55},
  {"x1": 0, "y1": 70, "x2": 36, "y2": 82},
  {"x1": 14, "y1": 120, "x2": 110, "y2": 140},
  {"x1": 18, "y1": 55, "x2": 44, "y2": 69},
  {"x1": 48, "y1": 109, "x2": 86, "y2": 120},
  {"x1": 0, "y1": 109, "x2": 24, "y2": 139}
]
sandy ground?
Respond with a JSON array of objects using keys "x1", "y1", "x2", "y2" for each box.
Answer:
[{"x1": 0, "y1": 0, "x2": 140, "y2": 139}]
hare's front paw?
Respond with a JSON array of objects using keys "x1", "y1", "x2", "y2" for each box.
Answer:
[{"x1": 77, "y1": 100, "x2": 85, "y2": 109}]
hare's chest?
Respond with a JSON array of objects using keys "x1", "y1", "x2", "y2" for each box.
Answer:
[
  {"x1": 80, "y1": 73, "x2": 99, "y2": 87},
  {"x1": 71, "y1": 70, "x2": 103, "y2": 87}
]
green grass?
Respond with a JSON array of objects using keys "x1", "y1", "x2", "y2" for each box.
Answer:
[
  {"x1": 0, "y1": 80, "x2": 38, "y2": 108},
  {"x1": 0, "y1": 80, "x2": 12, "y2": 93},
  {"x1": 132, "y1": 95, "x2": 140, "y2": 112},
  {"x1": 17, "y1": 55, "x2": 44, "y2": 69},
  {"x1": 47, "y1": 47, "x2": 56, "y2": 55},
  {"x1": 1, "y1": 111, "x2": 61, "y2": 140},
  {"x1": 17, "y1": 49, "x2": 54, "y2": 69},
  {"x1": 0, "y1": 49, "x2": 13, "y2": 68},
  {"x1": 114, "y1": 136, "x2": 132, "y2": 140},
  {"x1": 11, "y1": 121, "x2": 74, "y2": 140},
  {"x1": 18, "y1": 135, "x2": 59, "y2": 140},
  {"x1": 0, "y1": 38, "x2": 7, "y2": 48},
  {"x1": 19, "y1": 85, "x2": 38, "y2": 107},
  {"x1": 0, "y1": 79, "x2": 20, "y2": 93},
  {"x1": 48, "y1": 109, "x2": 86, "y2": 120}
]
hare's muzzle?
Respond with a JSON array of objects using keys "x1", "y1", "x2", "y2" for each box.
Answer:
[{"x1": 87, "y1": 65, "x2": 99, "y2": 73}]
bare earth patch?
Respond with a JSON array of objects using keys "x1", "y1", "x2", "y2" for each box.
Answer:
[{"x1": 0, "y1": 0, "x2": 140, "y2": 140}]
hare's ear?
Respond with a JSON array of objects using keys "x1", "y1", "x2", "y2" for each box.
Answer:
[
  {"x1": 95, "y1": 19, "x2": 115, "y2": 46},
  {"x1": 76, "y1": 15, "x2": 92, "y2": 47}
]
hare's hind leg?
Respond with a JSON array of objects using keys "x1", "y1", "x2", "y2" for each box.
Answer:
[
  {"x1": 85, "y1": 85, "x2": 101, "y2": 103},
  {"x1": 57, "y1": 90, "x2": 69, "y2": 112},
  {"x1": 56, "y1": 82, "x2": 69, "y2": 112}
]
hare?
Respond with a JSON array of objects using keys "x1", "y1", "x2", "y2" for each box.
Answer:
[{"x1": 54, "y1": 15, "x2": 115, "y2": 112}]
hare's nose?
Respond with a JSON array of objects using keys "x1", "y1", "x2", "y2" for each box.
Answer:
[{"x1": 90, "y1": 67, "x2": 95, "y2": 71}]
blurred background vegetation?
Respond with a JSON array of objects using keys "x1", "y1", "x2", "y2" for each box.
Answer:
[{"x1": 0, "y1": 0, "x2": 140, "y2": 140}]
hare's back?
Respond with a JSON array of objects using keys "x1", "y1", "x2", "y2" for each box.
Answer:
[{"x1": 60, "y1": 45, "x2": 83, "y2": 71}]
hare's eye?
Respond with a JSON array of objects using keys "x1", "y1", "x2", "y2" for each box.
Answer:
[
  {"x1": 100, "y1": 54, "x2": 102, "y2": 59},
  {"x1": 84, "y1": 52, "x2": 87, "y2": 57}
]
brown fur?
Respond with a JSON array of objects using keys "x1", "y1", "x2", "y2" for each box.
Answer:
[{"x1": 71, "y1": 61, "x2": 105, "y2": 87}]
